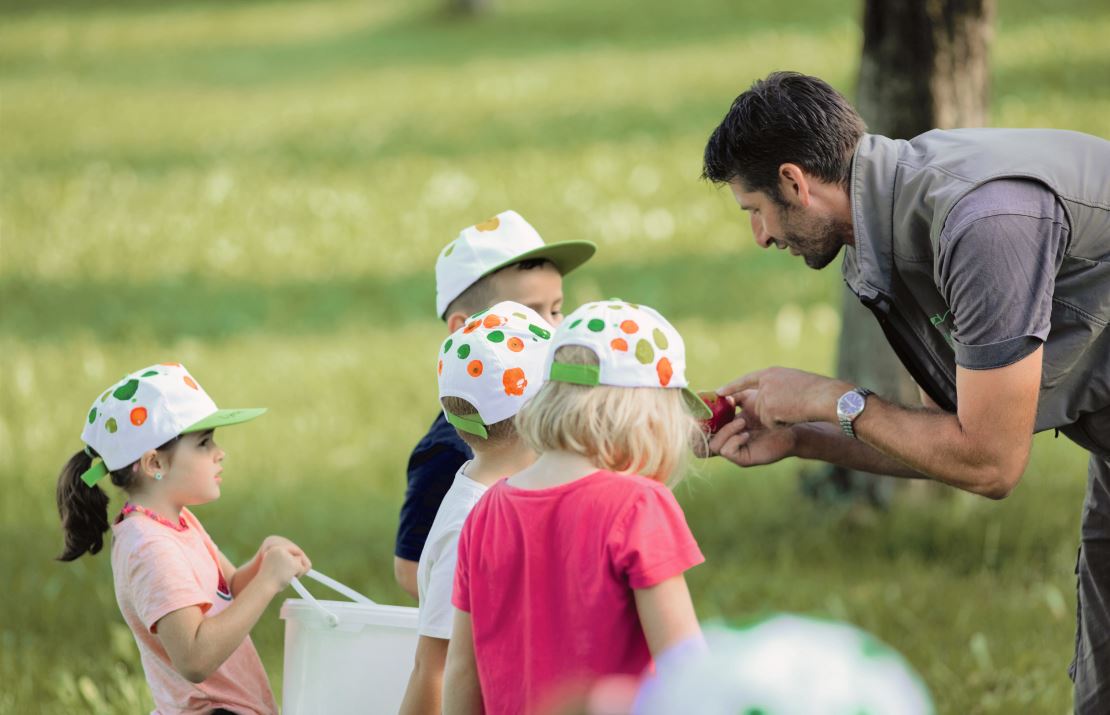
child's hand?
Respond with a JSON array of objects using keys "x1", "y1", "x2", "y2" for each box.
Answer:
[
  {"x1": 259, "y1": 545, "x2": 308, "y2": 593},
  {"x1": 260, "y1": 535, "x2": 311, "y2": 573}
]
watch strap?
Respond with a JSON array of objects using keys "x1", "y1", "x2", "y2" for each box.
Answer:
[{"x1": 839, "y1": 387, "x2": 873, "y2": 439}]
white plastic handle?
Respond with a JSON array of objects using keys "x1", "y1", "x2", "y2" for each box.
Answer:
[{"x1": 289, "y1": 569, "x2": 377, "y2": 629}]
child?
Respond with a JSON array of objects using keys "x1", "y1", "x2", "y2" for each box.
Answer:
[
  {"x1": 399, "y1": 302, "x2": 555, "y2": 715},
  {"x1": 394, "y1": 210, "x2": 595, "y2": 598},
  {"x1": 443, "y1": 300, "x2": 712, "y2": 715},
  {"x1": 55, "y1": 363, "x2": 310, "y2": 715}
]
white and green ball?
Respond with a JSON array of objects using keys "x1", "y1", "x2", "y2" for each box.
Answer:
[{"x1": 637, "y1": 615, "x2": 934, "y2": 715}]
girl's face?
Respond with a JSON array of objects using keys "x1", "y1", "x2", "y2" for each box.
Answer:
[{"x1": 161, "y1": 429, "x2": 225, "y2": 506}]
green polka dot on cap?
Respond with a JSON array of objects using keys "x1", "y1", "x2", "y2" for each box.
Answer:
[{"x1": 112, "y1": 379, "x2": 140, "y2": 401}]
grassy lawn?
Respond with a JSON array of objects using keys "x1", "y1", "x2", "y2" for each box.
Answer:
[{"x1": 2, "y1": 0, "x2": 1107, "y2": 711}]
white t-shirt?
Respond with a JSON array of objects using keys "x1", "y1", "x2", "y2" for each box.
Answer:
[{"x1": 416, "y1": 463, "x2": 489, "y2": 638}]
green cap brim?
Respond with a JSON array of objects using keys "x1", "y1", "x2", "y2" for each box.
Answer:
[
  {"x1": 482, "y1": 240, "x2": 597, "y2": 281},
  {"x1": 683, "y1": 388, "x2": 713, "y2": 420},
  {"x1": 183, "y1": 407, "x2": 267, "y2": 433}
]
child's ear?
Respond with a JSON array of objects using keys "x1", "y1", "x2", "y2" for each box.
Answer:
[
  {"x1": 137, "y1": 449, "x2": 164, "y2": 478},
  {"x1": 446, "y1": 311, "x2": 470, "y2": 333}
]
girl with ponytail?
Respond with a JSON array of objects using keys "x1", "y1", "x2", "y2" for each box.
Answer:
[{"x1": 57, "y1": 363, "x2": 311, "y2": 715}]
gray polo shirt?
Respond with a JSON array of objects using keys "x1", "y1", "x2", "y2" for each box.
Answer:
[{"x1": 936, "y1": 178, "x2": 1070, "y2": 370}]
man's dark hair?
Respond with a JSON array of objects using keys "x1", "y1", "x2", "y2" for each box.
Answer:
[{"x1": 702, "y1": 72, "x2": 866, "y2": 203}]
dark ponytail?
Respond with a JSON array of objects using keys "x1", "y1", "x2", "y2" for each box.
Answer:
[
  {"x1": 55, "y1": 447, "x2": 145, "y2": 561},
  {"x1": 56, "y1": 449, "x2": 111, "y2": 561}
]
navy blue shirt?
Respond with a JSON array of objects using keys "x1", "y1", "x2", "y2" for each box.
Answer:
[{"x1": 394, "y1": 412, "x2": 473, "y2": 562}]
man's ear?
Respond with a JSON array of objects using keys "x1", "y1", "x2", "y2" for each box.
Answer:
[
  {"x1": 777, "y1": 163, "x2": 812, "y2": 207},
  {"x1": 446, "y1": 311, "x2": 469, "y2": 333}
]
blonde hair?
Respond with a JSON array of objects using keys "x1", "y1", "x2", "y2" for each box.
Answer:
[
  {"x1": 515, "y1": 346, "x2": 703, "y2": 484},
  {"x1": 441, "y1": 396, "x2": 519, "y2": 449}
]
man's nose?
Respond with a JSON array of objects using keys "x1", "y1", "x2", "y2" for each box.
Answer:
[{"x1": 750, "y1": 214, "x2": 773, "y2": 249}]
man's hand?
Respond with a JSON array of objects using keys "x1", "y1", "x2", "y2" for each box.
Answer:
[
  {"x1": 707, "y1": 392, "x2": 799, "y2": 467},
  {"x1": 717, "y1": 367, "x2": 851, "y2": 427}
]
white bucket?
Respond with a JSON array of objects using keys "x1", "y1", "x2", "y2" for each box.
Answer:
[{"x1": 280, "y1": 570, "x2": 418, "y2": 715}]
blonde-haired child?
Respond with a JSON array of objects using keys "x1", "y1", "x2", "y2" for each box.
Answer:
[{"x1": 443, "y1": 300, "x2": 711, "y2": 715}]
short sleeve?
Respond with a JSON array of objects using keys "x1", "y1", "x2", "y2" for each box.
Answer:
[
  {"x1": 417, "y1": 531, "x2": 462, "y2": 638},
  {"x1": 125, "y1": 536, "x2": 213, "y2": 633},
  {"x1": 608, "y1": 483, "x2": 704, "y2": 590},
  {"x1": 451, "y1": 518, "x2": 472, "y2": 614},
  {"x1": 937, "y1": 180, "x2": 1068, "y2": 370},
  {"x1": 395, "y1": 422, "x2": 471, "y2": 562}
]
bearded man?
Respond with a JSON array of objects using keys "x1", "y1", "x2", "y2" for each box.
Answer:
[{"x1": 702, "y1": 71, "x2": 1110, "y2": 712}]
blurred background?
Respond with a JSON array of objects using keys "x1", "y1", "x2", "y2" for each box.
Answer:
[{"x1": 2, "y1": 0, "x2": 1107, "y2": 711}]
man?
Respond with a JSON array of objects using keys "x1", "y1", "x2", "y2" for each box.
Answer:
[{"x1": 701, "y1": 71, "x2": 1109, "y2": 711}]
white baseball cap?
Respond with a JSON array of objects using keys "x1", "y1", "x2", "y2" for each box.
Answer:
[
  {"x1": 79, "y1": 363, "x2": 265, "y2": 486},
  {"x1": 435, "y1": 210, "x2": 596, "y2": 319},
  {"x1": 545, "y1": 300, "x2": 712, "y2": 419},
  {"x1": 437, "y1": 301, "x2": 555, "y2": 438}
]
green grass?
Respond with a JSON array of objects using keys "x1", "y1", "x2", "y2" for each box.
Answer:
[{"x1": 2, "y1": 0, "x2": 1107, "y2": 711}]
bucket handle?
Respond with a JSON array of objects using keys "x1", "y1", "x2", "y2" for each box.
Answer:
[{"x1": 289, "y1": 569, "x2": 377, "y2": 629}]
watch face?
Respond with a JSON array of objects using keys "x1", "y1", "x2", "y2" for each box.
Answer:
[{"x1": 839, "y1": 391, "x2": 866, "y2": 416}]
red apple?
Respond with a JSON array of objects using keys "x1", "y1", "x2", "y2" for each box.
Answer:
[{"x1": 698, "y1": 391, "x2": 736, "y2": 435}]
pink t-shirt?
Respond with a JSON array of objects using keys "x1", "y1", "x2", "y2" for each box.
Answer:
[
  {"x1": 452, "y1": 470, "x2": 704, "y2": 715},
  {"x1": 110, "y1": 508, "x2": 277, "y2": 715}
]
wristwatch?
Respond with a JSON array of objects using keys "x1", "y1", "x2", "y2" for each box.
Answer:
[{"x1": 836, "y1": 387, "x2": 874, "y2": 439}]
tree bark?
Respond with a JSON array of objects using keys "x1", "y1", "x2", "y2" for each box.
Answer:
[
  {"x1": 451, "y1": 0, "x2": 492, "y2": 15},
  {"x1": 806, "y1": 0, "x2": 994, "y2": 507}
]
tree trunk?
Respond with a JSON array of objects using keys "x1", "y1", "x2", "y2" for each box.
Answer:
[
  {"x1": 451, "y1": 0, "x2": 492, "y2": 15},
  {"x1": 805, "y1": 0, "x2": 994, "y2": 507}
]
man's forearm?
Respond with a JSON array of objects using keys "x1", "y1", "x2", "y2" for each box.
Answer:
[
  {"x1": 796, "y1": 396, "x2": 1027, "y2": 498},
  {"x1": 792, "y1": 422, "x2": 926, "y2": 480}
]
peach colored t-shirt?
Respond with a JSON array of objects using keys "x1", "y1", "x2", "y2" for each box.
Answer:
[{"x1": 110, "y1": 507, "x2": 277, "y2": 715}]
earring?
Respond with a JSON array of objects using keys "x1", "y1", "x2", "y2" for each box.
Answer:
[{"x1": 154, "y1": 473, "x2": 163, "y2": 481}]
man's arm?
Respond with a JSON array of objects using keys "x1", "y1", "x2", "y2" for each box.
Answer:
[{"x1": 716, "y1": 347, "x2": 1042, "y2": 499}]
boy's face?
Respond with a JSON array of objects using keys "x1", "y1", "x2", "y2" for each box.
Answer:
[{"x1": 491, "y1": 262, "x2": 565, "y2": 327}]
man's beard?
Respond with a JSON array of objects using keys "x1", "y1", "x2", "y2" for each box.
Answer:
[{"x1": 780, "y1": 208, "x2": 853, "y2": 270}]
